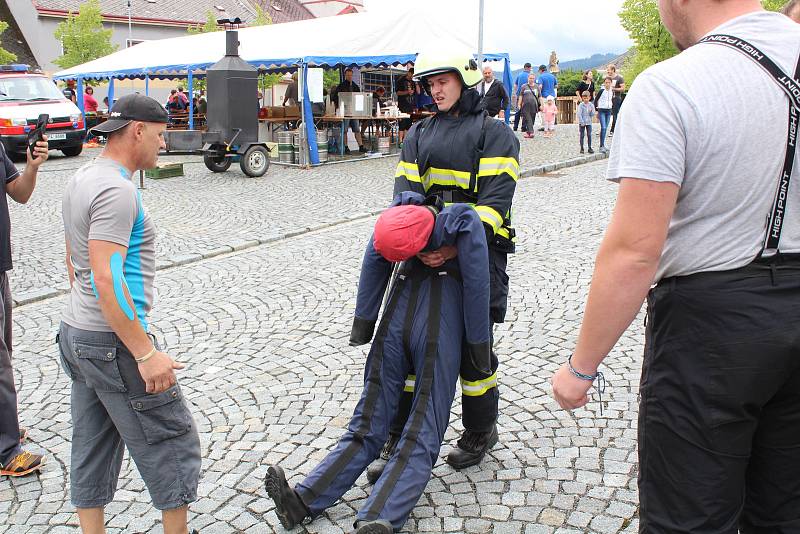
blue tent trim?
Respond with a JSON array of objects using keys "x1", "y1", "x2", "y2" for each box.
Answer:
[{"x1": 52, "y1": 53, "x2": 511, "y2": 81}]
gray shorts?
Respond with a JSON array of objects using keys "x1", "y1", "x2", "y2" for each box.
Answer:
[{"x1": 57, "y1": 321, "x2": 201, "y2": 510}]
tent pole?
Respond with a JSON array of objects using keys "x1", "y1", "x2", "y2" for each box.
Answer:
[
  {"x1": 77, "y1": 77, "x2": 85, "y2": 130},
  {"x1": 188, "y1": 69, "x2": 194, "y2": 130},
  {"x1": 503, "y1": 56, "x2": 512, "y2": 125},
  {"x1": 300, "y1": 62, "x2": 320, "y2": 166},
  {"x1": 145, "y1": 73, "x2": 149, "y2": 96},
  {"x1": 108, "y1": 79, "x2": 115, "y2": 111}
]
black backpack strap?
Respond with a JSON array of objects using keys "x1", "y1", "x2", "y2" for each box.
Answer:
[{"x1": 700, "y1": 34, "x2": 800, "y2": 255}]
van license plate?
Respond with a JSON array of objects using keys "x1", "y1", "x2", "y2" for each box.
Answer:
[{"x1": 48, "y1": 133, "x2": 66, "y2": 140}]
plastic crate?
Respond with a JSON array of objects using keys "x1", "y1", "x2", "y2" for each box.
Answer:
[{"x1": 145, "y1": 162, "x2": 184, "y2": 179}]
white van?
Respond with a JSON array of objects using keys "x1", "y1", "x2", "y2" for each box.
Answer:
[{"x1": 0, "y1": 64, "x2": 86, "y2": 158}]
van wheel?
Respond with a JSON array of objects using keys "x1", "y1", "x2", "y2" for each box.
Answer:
[{"x1": 61, "y1": 145, "x2": 83, "y2": 157}]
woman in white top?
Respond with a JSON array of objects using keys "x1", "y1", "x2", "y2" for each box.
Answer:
[{"x1": 593, "y1": 76, "x2": 614, "y2": 152}]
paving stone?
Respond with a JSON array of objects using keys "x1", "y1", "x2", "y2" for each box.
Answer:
[{"x1": 3, "y1": 152, "x2": 638, "y2": 532}]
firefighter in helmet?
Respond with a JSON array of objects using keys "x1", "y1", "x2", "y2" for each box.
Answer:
[{"x1": 367, "y1": 51, "x2": 520, "y2": 482}]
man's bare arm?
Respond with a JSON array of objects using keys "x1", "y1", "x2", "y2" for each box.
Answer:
[
  {"x1": 552, "y1": 178, "x2": 679, "y2": 409},
  {"x1": 89, "y1": 239, "x2": 184, "y2": 393}
]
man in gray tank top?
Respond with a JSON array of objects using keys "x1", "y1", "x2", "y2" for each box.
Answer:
[
  {"x1": 552, "y1": 1, "x2": 800, "y2": 530},
  {"x1": 59, "y1": 94, "x2": 201, "y2": 534}
]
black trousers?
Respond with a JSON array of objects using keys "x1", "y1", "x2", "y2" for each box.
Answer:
[
  {"x1": 579, "y1": 125, "x2": 592, "y2": 149},
  {"x1": 640, "y1": 257, "x2": 800, "y2": 533},
  {"x1": 611, "y1": 98, "x2": 621, "y2": 132},
  {"x1": 391, "y1": 247, "x2": 509, "y2": 435},
  {"x1": 0, "y1": 272, "x2": 19, "y2": 466},
  {"x1": 513, "y1": 106, "x2": 526, "y2": 131}
]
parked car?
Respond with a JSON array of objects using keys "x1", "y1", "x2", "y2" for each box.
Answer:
[{"x1": 0, "y1": 64, "x2": 86, "y2": 158}]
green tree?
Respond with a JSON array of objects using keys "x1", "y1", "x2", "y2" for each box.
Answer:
[
  {"x1": 252, "y1": 3, "x2": 273, "y2": 25},
  {"x1": 187, "y1": 10, "x2": 219, "y2": 35},
  {"x1": 0, "y1": 22, "x2": 17, "y2": 64},
  {"x1": 249, "y1": 5, "x2": 281, "y2": 95},
  {"x1": 555, "y1": 69, "x2": 584, "y2": 97},
  {"x1": 762, "y1": 0, "x2": 785, "y2": 9},
  {"x1": 53, "y1": 0, "x2": 117, "y2": 69},
  {"x1": 617, "y1": 0, "x2": 677, "y2": 85},
  {"x1": 323, "y1": 69, "x2": 340, "y2": 93},
  {"x1": 618, "y1": 0, "x2": 783, "y2": 85}
]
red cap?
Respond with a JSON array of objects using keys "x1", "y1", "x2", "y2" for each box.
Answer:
[{"x1": 373, "y1": 205, "x2": 435, "y2": 262}]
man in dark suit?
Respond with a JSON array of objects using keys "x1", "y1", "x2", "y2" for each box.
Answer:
[{"x1": 478, "y1": 66, "x2": 508, "y2": 118}]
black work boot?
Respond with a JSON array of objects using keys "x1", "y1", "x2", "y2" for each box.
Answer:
[
  {"x1": 366, "y1": 433, "x2": 400, "y2": 485},
  {"x1": 445, "y1": 424, "x2": 498, "y2": 470},
  {"x1": 264, "y1": 465, "x2": 310, "y2": 529},
  {"x1": 353, "y1": 519, "x2": 394, "y2": 533}
]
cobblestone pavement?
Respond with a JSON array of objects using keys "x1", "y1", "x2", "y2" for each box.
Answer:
[
  {"x1": 1, "y1": 153, "x2": 644, "y2": 533},
  {"x1": 8, "y1": 124, "x2": 607, "y2": 301}
]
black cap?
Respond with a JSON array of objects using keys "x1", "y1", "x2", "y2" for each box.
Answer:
[
  {"x1": 524, "y1": 62, "x2": 531, "y2": 68},
  {"x1": 539, "y1": 64, "x2": 547, "y2": 71},
  {"x1": 90, "y1": 93, "x2": 169, "y2": 135}
]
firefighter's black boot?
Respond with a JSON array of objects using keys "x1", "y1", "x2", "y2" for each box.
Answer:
[
  {"x1": 264, "y1": 465, "x2": 310, "y2": 529},
  {"x1": 445, "y1": 424, "x2": 498, "y2": 470},
  {"x1": 365, "y1": 433, "x2": 400, "y2": 485},
  {"x1": 353, "y1": 519, "x2": 394, "y2": 534}
]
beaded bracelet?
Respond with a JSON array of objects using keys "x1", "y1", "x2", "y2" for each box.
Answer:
[
  {"x1": 135, "y1": 346, "x2": 157, "y2": 364},
  {"x1": 568, "y1": 354, "x2": 606, "y2": 415}
]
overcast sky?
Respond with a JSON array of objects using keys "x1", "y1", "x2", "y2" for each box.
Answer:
[{"x1": 362, "y1": 0, "x2": 633, "y2": 69}]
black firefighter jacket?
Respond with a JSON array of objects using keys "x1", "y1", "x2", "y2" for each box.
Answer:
[{"x1": 393, "y1": 89, "x2": 520, "y2": 249}]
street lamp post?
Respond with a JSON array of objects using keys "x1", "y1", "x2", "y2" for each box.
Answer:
[
  {"x1": 477, "y1": 0, "x2": 484, "y2": 68},
  {"x1": 128, "y1": 0, "x2": 134, "y2": 90}
]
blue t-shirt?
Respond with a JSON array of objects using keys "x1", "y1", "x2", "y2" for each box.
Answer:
[
  {"x1": 538, "y1": 72, "x2": 558, "y2": 98},
  {"x1": 515, "y1": 71, "x2": 532, "y2": 95}
]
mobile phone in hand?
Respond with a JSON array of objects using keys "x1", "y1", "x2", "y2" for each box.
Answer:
[{"x1": 27, "y1": 113, "x2": 48, "y2": 157}]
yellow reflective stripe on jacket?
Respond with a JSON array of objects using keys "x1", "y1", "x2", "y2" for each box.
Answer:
[
  {"x1": 421, "y1": 167, "x2": 471, "y2": 191},
  {"x1": 474, "y1": 205, "x2": 503, "y2": 233},
  {"x1": 460, "y1": 372, "x2": 498, "y2": 397},
  {"x1": 404, "y1": 374, "x2": 416, "y2": 393},
  {"x1": 477, "y1": 156, "x2": 520, "y2": 181},
  {"x1": 396, "y1": 161, "x2": 421, "y2": 183},
  {"x1": 497, "y1": 227, "x2": 512, "y2": 240}
]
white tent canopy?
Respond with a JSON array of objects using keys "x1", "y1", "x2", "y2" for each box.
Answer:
[
  {"x1": 55, "y1": 7, "x2": 512, "y2": 165},
  {"x1": 54, "y1": 9, "x2": 508, "y2": 80}
]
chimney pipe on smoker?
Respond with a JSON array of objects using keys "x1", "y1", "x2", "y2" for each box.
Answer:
[{"x1": 225, "y1": 30, "x2": 239, "y2": 56}]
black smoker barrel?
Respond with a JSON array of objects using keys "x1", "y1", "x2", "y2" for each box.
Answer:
[{"x1": 205, "y1": 29, "x2": 258, "y2": 147}]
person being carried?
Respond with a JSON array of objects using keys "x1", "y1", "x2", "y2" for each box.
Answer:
[
  {"x1": 577, "y1": 91, "x2": 595, "y2": 154},
  {"x1": 265, "y1": 192, "x2": 492, "y2": 534}
]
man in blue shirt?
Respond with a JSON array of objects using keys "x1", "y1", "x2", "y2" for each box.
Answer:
[
  {"x1": 537, "y1": 64, "x2": 558, "y2": 99},
  {"x1": 512, "y1": 62, "x2": 533, "y2": 131}
]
